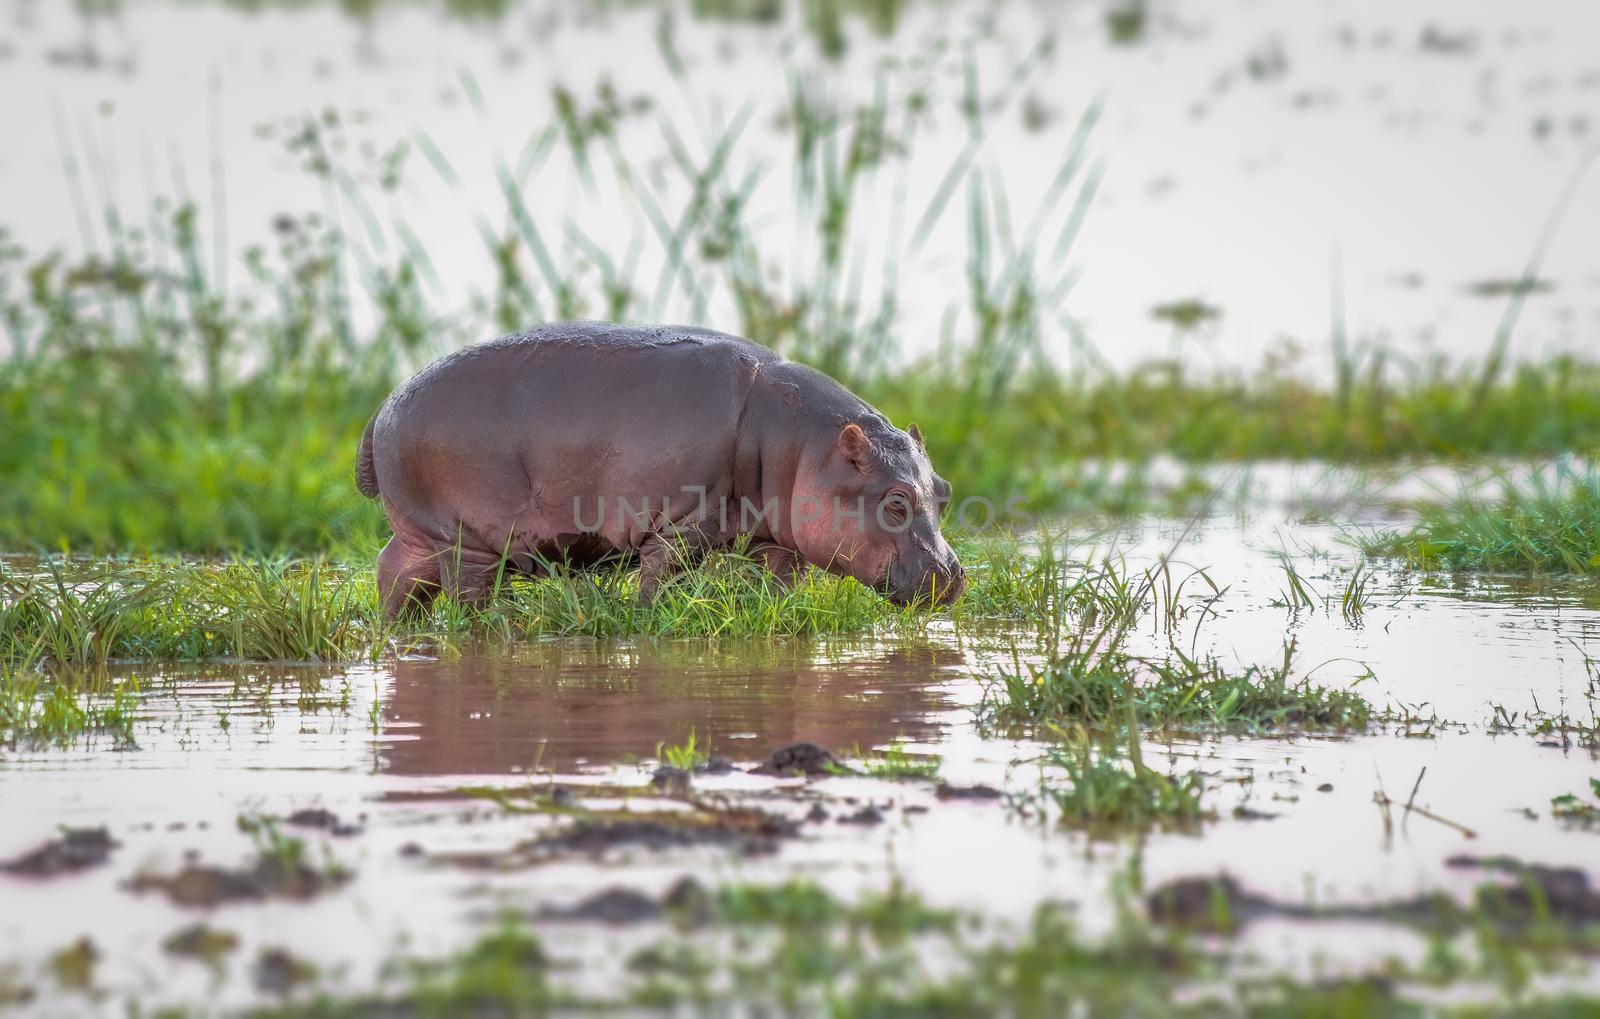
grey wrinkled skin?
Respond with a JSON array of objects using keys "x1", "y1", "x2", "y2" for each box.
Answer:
[{"x1": 356, "y1": 321, "x2": 966, "y2": 617}]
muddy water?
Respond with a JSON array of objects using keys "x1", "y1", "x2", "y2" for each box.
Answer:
[
  {"x1": 2, "y1": 516, "x2": 1598, "y2": 1012},
  {"x1": 379, "y1": 640, "x2": 963, "y2": 775}
]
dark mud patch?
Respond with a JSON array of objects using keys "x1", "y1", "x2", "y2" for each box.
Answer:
[
  {"x1": 837, "y1": 804, "x2": 886, "y2": 826},
  {"x1": 651, "y1": 767, "x2": 691, "y2": 796},
  {"x1": 750, "y1": 742, "x2": 843, "y2": 777},
  {"x1": 537, "y1": 887, "x2": 662, "y2": 925},
  {"x1": 1, "y1": 827, "x2": 118, "y2": 877},
  {"x1": 254, "y1": 947, "x2": 318, "y2": 996},
  {"x1": 128, "y1": 856, "x2": 350, "y2": 907},
  {"x1": 437, "y1": 804, "x2": 801, "y2": 870},
  {"x1": 282, "y1": 808, "x2": 362, "y2": 837},
  {"x1": 1448, "y1": 855, "x2": 1600, "y2": 926},
  {"x1": 377, "y1": 781, "x2": 645, "y2": 808},
  {"x1": 1150, "y1": 863, "x2": 1600, "y2": 942},
  {"x1": 1146, "y1": 875, "x2": 1459, "y2": 936},
  {"x1": 1465, "y1": 276, "x2": 1554, "y2": 298},
  {"x1": 531, "y1": 813, "x2": 792, "y2": 859},
  {"x1": 935, "y1": 782, "x2": 1003, "y2": 801}
]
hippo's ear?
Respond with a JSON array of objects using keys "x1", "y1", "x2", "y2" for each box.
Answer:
[
  {"x1": 907, "y1": 424, "x2": 924, "y2": 448},
  {"x1": 838, "y1": 423, "x2": 873, "y2": 471}
]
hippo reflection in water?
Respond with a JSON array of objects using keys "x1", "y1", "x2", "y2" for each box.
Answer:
[
  {"x1": 356, "y1": 321, "x2": 967, "y2": 616},
  {"x1": 377, "y1": 643, "x2": 966, "y2": 776}
]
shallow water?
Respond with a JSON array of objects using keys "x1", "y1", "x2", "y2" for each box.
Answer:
[
  {"x1": 3, "y1": 512, "x2": 1598, "y2": 1012},
  {"x1": 2, "y1": 0, "x2": 1598, "y2": 374}
]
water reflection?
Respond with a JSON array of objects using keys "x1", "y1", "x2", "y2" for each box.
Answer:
[{"x1": 378, "y1": 639, "x2": 968, "y2": 775}]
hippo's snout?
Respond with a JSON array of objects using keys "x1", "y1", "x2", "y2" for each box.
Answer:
[{"x1": 884, "y1": 557, "x2": 967, "y2": 608}]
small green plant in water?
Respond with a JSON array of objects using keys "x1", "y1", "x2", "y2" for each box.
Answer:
[
  {"x1": 656, "y1": 727, "x2": 710, "y2": 771},
  {"x1": 1023, "y1": 725, "x2": 1207, "y2": 832},
  {"x1": 1550, "y1": 779, "x2": 1600, "y2": 828},
  {"x1": 852, "y1": 741, "x2": 941, "y2": 779}
]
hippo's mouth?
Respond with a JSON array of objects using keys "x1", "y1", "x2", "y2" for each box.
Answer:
[{"x1": 880, "y1": 563, "x2": 966, "y2": 607}]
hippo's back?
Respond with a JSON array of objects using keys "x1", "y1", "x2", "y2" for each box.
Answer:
[{"x1": 368, "y1": 322, "x2": 781, "y2": 543}]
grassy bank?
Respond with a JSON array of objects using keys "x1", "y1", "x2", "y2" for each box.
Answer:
[{"x1": 0, "y1": 534, "x2": 1107, "y2": 668}]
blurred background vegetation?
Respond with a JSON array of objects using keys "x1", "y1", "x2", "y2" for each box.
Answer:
[{"x1": 3, "y1": 0, "x2": 1598, "y2": 555}]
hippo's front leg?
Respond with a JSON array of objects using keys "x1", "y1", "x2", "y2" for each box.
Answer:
[
  {"x1": 637, "y1": 524, "x2": 719, "y2": 605},
  {"x1": 751, "y1": 543, "x2": 804, "y2": 591}
]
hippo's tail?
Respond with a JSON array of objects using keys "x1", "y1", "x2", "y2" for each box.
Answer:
[{"x1": 355, "y1": 417, "x2": 380, "y2": 499}]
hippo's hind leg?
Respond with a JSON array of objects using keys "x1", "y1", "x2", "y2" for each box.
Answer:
[
  {"x1": 377, "y1": 536, "x2": 441, "y2": 619},
  {"x1": 438, "y1": 542, "x2": 509, "y2": 608}
]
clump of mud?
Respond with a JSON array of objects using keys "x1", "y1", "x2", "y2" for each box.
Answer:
[
  {"x1": 254, "y1": 947, "x2": 318, "y2": 996},
  {"x1": 537, "y1": 887, "x2": 663, "y2": 925},
  {"x1": 935, "y1": 782, "x2": 1003, "y2": 801},
  {"x1": 282, "y1": 808, "x2": 362, "y2": 837},
  {"x1": 437, "y1": 802, "x2": 801, "y2": 871},
  {"x1": 1, "y1": 827, "x2": 118, "y2": 877},
  {"x1": 163, "y1": 924, "x2": 240, "y2": 967},
  {"x1": 128, "y1": 855, "x2": 350, "y2": 907},
  {"x1": 1449, "y1": 855, "x2": 1600, "y2": 925},
  {"x1": 750, "y1": 742, "x2": 843, "y2": 777},
  {"x1": 531, "y1": 813, "x2": 794, "y2": 859}
]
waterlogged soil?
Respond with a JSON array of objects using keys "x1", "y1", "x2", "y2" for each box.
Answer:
[{"x1": 3, "y1": 517, "x2": 1600, "y2": 1013}]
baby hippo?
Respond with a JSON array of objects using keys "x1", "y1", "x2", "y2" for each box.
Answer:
[{"x1": 356, "y1": 321, "x2": 967, "y2": 617}]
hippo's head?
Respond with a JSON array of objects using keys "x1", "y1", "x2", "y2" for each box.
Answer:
[{"x1": 791, "y1": 421, "x2": 966, "y2": 607}]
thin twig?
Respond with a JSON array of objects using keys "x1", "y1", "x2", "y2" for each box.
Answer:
[{"x1": 1373, "y1": 790, "x2": 1477, "y2": 839}]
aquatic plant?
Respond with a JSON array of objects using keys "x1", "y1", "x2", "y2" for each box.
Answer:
[
  {"x1": 851, "y1": 740, "x2": 942, "y2": 779},
  {"x1": 655, "y1": 727, "x2": 710, "y2": 771},
  {"x1": 1550, "y1": 780, "x2": 1600, "y2": 829},
  {"x1": 984, "y1": 633, "x2": 1373, "y2": 736},
  {"x1": 1363, "y1": 466, "x2": 1600, "y2": 573},
  {"x1": 1020, "y1": 727, "x2": 1208, "y2": 831}
]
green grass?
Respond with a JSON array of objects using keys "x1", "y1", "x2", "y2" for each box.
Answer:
[
  {"x1": 1550, "y1": 780, "x2": 1600, "y2": 828},
  {"x1": 1362, "y1": 468, "x2": 1600, "y2": 573},
  {"x1": 851, "y1": 740, "x2": 942, "y2": 779},
  {"x1": 983, "y1": 629, "x2": 1373, "y2": 736},
  {"x1": 655, "y1": 727, "x2": 710, "y2": 771},
  {"x1": 0, "y1": 533, "x2": 1117, "y2": 665},
  {"x1": 1021, "y1": 729, "x2": 1208, "y2": 831}
]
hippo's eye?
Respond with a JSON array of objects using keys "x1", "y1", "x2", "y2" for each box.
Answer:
[{"x1": 881, "y1": 492, "x2": 912, "y2": 526}]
